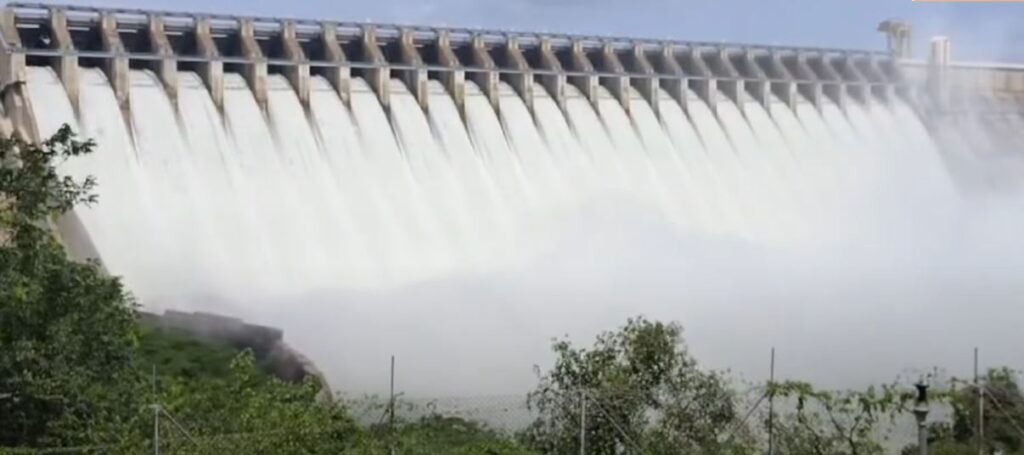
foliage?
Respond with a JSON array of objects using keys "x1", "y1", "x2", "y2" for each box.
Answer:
[
  {"x1": 903, "y1": 367, "x2": 1024, "y2": 455},
  {"x1": 350, "y1": 415, "x2": 537, "y2": 455},
  {"x1": 768, "y1": 380, "x2": 916, "y2": 455},
  {"x1": 136, "y1": 327, "x2": 248, "y2": 381},
  {"x1": 0, "y1": 126, "x2": 139, "y2": 448},
  {"x1": 522, "y1": 316, "x2": 754, "y2": 454}
]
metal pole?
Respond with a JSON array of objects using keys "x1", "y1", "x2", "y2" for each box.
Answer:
[
  {"x1": 768, "y1": 347, "x2": 775, "y2": 455},
  {"x1": 919, "y1": 419, "x2": 928, "y2": 455},
  {"x1": 389, "y1": 355, "x2": 396, "y2": 455},
  {"x1": 579, "y1": 390, "x2": 586, "y2": 455},
  {"x1": 975, "y1": 347, "x2": 984, "y2": 455},
  {"x1": 152, "y1": 366, "x2": 159, "y2": 455}
]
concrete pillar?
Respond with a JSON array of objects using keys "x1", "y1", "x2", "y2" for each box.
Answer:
[
  {"x1": 710, "y1": 48, "x2": 742, "y2": 110},
  {"x1": 600, "y1": 42, "x2": 629, "y2": 112},
  {"x1": 147, "y1": 15, "x2": 178, "y2": 107},
  {"x1": 435, "y1": 31, "x2": 465, "y2": 115},
  {"x1": 928, "y1": 37, "x2": 951, "y2": 112},
  {"x1": 569, "y1": 40, "x2": 598, "y2": 109},
  {"x1": 766, "y1": 51, "x2": 797, "y2": 110},
  {"x1": 320, "y1": 22, "x2": 351, "y2": 105},
  {"x1": 808, "y1": 53, "x2": 845, "y2": 109},
  {"x1": 194, "y1": 19, "x2": 224, "y2": 110},
  {"x1": 398, "y1": 28, "x2": 428, "y2": 110},
  {"x1": 861, "y1": 55, "x2": 893, "y2": 102},
  {"x1": 684, "y1": 47, "x2": 717, "y2": 113},
  {"x1": 0, "y1": 8, "x2": 34, "y2": 142},
  {"x1": 99, "y1": 13, "x2": 129, "y2": 113},
  {"x1": 0, "y1": 8, "x2": 22, "y2": 89},
  {"x1": 470, "y1": 35, "x2": 499, "y2": 113},
  {"x1": 361, "y1": 26, "x2": 390, "y2": 109},
  {"x1": 537, "y1": 38, "x2": 565, "y2": 109},
  {"x1": 738, "y1": 48, "x2": 770, "y2": 109},
  {"x1": 788, "y1": 52, "x2": 822, "y2": 110},
  {"x1": 48, "y1": 8, "x2": 79, "y2": 112},
  {"x1": 503, "y1": 38, "x2": 533, "y2": 112},
  {"x1": 281, "y1": 21, "x2": 310, "y2": 109},
  {"x1": 239, "y1": 20, "x2": 268, "y2": 112},
  {"x1": 658, "y1": 44, "x2": 688, "y2": 113},
  {"x1": 629, "y1": 44, "x2": 657, "y2": 115},
  {"x1": 834, "y1": 54, "x2": 868, "y2": 103}
]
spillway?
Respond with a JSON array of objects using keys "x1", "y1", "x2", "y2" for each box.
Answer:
[{"x1": 4, "y1": 4, "x2": 1024, "y2": 395}]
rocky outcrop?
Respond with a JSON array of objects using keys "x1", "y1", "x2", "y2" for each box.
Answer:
[{"x1": 139, "y1": 310, "x2": 330, "y2": 398}]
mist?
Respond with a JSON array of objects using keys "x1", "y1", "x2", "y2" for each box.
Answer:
[
  {"x1": 154, "y1": 101, "x2": 1024, "y2": 399},
  {"x1": 23, "y1": 38, "x2": 1023, "y2": 399}
]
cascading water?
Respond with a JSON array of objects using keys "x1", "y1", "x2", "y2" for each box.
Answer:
[{"x1": 25, "y1": 65, "x2": 1024, "y2": 396}]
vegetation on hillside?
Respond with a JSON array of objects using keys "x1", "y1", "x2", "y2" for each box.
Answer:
[{"x1": 1, "y1": 126, "x2": 1022, "y2": 453}]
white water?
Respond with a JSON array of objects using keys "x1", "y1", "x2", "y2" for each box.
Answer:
[{"x1": 25, "y1": 66, "x2": 1024, "y2": 396}]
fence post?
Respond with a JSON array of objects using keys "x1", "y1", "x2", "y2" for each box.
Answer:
[
  {"x1": 389, "y1": 355, "x2": 396, "y2": 455},
  {"x1": 768, "y1": 347, "x2": 775, "y2": 455},
  {"x1": 975, "y1": 348, "x2": 984, "y2": 455},
  {"x1": 152, "y1": 365, "x2": 160, "y2": 455},
  {"x1": 579, "y1": 389, "x2": 587, "y2": 455}
]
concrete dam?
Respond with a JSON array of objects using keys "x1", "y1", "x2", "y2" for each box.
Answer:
[{"x1": 2, "y1": 3, "x2": 1023, "y2": 394}]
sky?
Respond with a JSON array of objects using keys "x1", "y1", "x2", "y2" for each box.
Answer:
[{"x1": 32, "y1": 0, "x2": 1024, "y2": 62}]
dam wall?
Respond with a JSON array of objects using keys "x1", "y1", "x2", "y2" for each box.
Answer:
[
  {"x1": 0, "y1": 3, "x2": 907, "y2": 128},
  {"x1": 1, "y1": 4, "x2": 1023, "y2": 394}
]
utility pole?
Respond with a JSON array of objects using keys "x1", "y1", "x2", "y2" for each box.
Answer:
[
  {"x1": 768, "y1": 347, "x2": 775, "y2": 455},
  {"x1": 975, "y1": 348, "x2": 984, "y2": 455}
]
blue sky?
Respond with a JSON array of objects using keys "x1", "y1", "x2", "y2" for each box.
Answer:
[{"x1": 35, "y1": 0, "x2": 1024, "y2": 62}]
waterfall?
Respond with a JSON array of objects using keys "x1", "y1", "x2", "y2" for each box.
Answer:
[{"x1": 24, "y1": 66, "x2": 1024, "y2": 396}]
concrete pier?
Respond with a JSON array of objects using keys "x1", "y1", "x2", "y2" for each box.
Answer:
[
  {"x1": 470, "y1": 35, "x2": 499, "y2": 113},
  {"x1": 735, "y1": 49, "x2": 770, "y2": 109},
  {"x1": 147, "y1": 16, "x2": 178, "y2": 107},
  {"x1": 282, "y1": 21, "x2": 311, "y2": 109},
  {"x1": 625, "y1": 44, "x2": 657, "y2": 115},
  {"x1": 435, "y1": 31, "x2": 465, "y2": 114},
  {"x1": 238, "y1": 20, "x2": 268, "y2": 112},
  {"x1": 807, "y1": 52, "x2": 846, "y2": 109},
  {"x1": 567, "y1": 40, "x2": 599, "y2": 110},
  {"x1": 47, "y1": 8, "x2": 78, "y2": 111},
  {"x1": 786, "y1": 52, "x2": 822, "y2": 109},
  {"x1": 361, "y1": 26, "x2": 389, "y2": 108},
  {"x1": 98, "y1": 13, "x2": 129, "y2": 112},
  {"x1": 656, "y1": 44, "x2": 688, "y2": 113},
  {"x1": 194, "y1": 19, "x2": 224, "y2": 110},
  {"x1": 398, "y1": 28, "x2": 428, "y2": 110},
  {"x1": 681, "y1": 47, "x2": 717, "y2": 112},
  {"x1": 537, "y1": 38, "x2": 565, "y2": 109},
  {"x1": 596, "y1": 42, "x2": 629, "y2": 112},
  {"x1": 319, "y1": 23, "x2": 351, "y2": 105},
  {"x1": 502, "y1": 38, "x2": 533, "y2": 112}
]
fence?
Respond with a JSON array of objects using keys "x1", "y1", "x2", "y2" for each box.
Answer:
[{"x1": 4, "y1": 349, "x2": 1024, "y2": 454}]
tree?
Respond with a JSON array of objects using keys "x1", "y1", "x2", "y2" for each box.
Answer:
[
  {"x1": 904, "y1": 367, "x2": 1024, "y2": 455},
  {"x1": 522, "y1": 316, "x2": 754, "y2": 454},
  {"x1": 769, "y1": 380, "x2": 914, "y2": 455},
  {"x1": 0, "y1": 126, "x2": 139, "y2": 448}
]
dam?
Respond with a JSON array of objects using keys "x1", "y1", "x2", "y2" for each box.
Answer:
[{"x1": 1, "y1": 3, "x2": 1023, "y2": 395}]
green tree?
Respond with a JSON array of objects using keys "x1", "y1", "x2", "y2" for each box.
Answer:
[
  {"x1": 522, "y1": 316, "x2": 754, "y2": 454},
  {"x1": 0, "y1": 126, "x2": 139, "y2": 448},
  {"x1": 904, "y1": 368, "x2": 1024, "y2": 455},
  {"x1": 769, "y1": 380, "x2": 914, "y2": 455}
]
